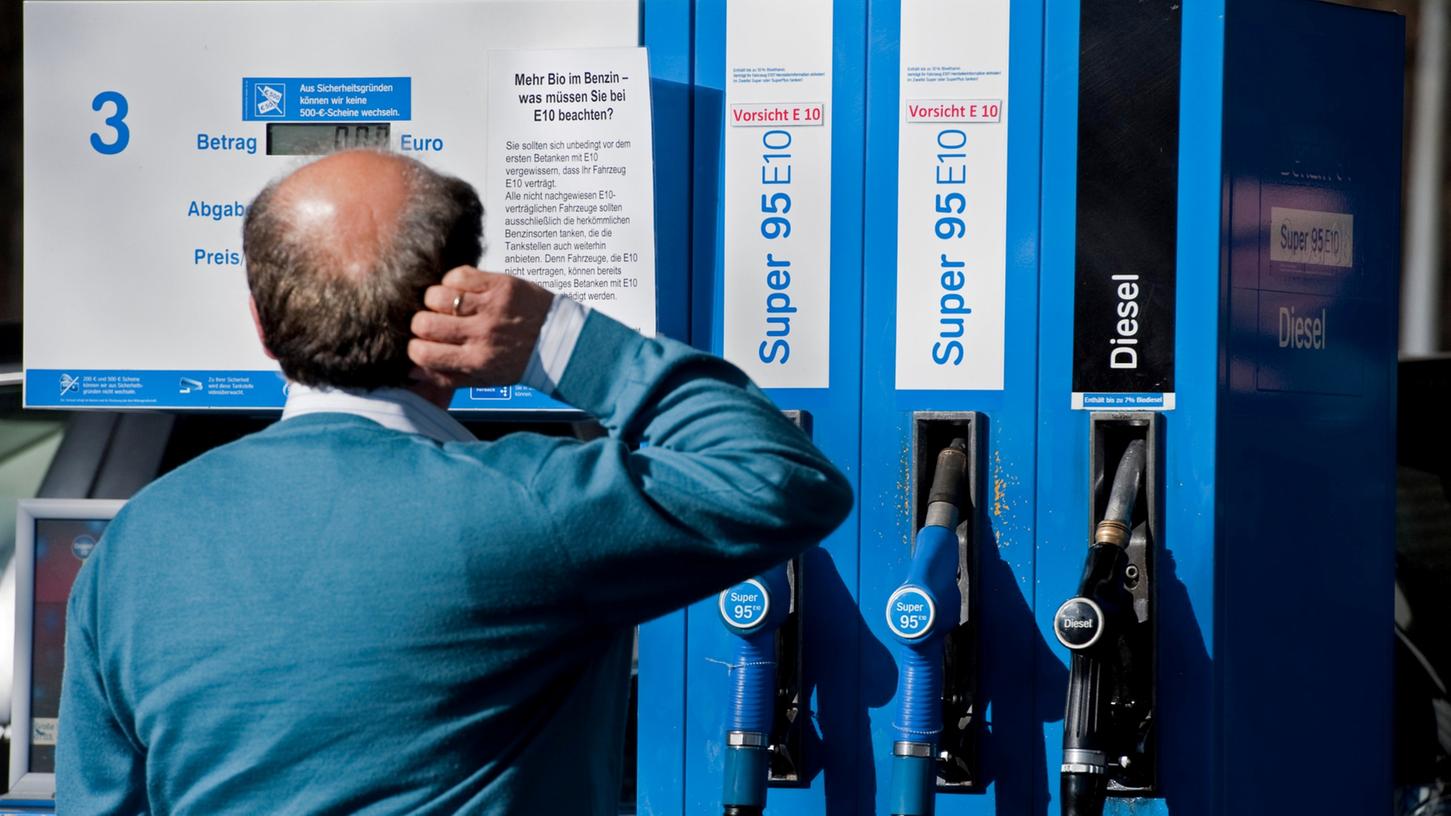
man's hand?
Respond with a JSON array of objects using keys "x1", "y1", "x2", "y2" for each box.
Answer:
[{"x1": 409, "y1": 266, "x2": 554, "y2": 388}]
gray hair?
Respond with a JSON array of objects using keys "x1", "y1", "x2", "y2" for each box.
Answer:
[{"x1": 243, "y1": 152, "x2": 483, "y2": 390}]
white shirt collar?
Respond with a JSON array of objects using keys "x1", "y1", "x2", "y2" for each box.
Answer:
[{"x1": 281, "y1": 383, "x2": 475, "y2": 444}]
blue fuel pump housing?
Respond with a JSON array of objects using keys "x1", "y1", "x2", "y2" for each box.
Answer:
[
  {"x1": 718, "y1": 563, "x2": 791, "y2": 815},
  {"x1": 1035, "y1": 2, "x2": 1404, "y2": 814}
]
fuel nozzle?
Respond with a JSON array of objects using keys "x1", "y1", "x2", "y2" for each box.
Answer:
[
  {"x1": 719, "y1": 563, "x2": 790, "y2": 816},
  {"x1": 1054, "y1": 440, "x2": 1145, "y2": 816},
  {"x1": 885, "y1": 438, "x2": 969, "y2": 816}
]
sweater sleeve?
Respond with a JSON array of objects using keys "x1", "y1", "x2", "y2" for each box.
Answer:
[
  {"x1": 516, "y1": 310, "x2": 852, "y2": 628},
  {"x1": 56, "y1": 558, "x2": 149, "y2": 816}
]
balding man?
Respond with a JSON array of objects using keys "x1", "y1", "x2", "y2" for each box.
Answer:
[{"x1": 55, "y1": 151, "x2": 851, "y2": 815}]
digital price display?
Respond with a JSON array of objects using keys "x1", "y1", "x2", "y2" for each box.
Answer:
[{"x1": 266, "y1": 123, "x2": 391, "y2": 155}]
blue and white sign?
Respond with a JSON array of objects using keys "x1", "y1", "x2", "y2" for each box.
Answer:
[
  {"x1": 719, "y1": 579, "x2": 771, "y2": 631},
  {"x1": 1073, "y1": 391, "x2": 1175, "y2": 410},
  {"x1": 26, "y1": 369, "x2": 287, "y2": 410},
  {"x1": 885, "y1": 586, "x2": 936, "y2": 640},
  {"x1": 241, "y1": 77, "x2": 412, "y2": 122},
  {"x1": 721, "y1": 0, "x2": 834, "y2": 388}
]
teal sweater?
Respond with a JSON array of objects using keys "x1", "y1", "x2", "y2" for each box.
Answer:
[{"x1": 56, "y1": 312, "x2": 852, "y2": 815}]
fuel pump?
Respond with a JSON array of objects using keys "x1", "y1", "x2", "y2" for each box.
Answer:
[
  {"x1": 1052, "y1": 421, "x2": 1157, "y2": 816},
  {"x1": 718, "y1": 562, "x2": 795, "y2": 816},
  {"x1": 885, "y1": 437, "x2": 975, "y2": 816}
]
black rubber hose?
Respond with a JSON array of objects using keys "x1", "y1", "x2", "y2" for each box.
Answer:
[
  {"x1": 1102, "y1": 440, "x2": 1146, "y2": 526},
  {"x1": 1061, "y1": 770, "x2": 1108, "y2": 816},
  {"x1": 927, "y1": 438, "x2": 969, "y2": 506}
]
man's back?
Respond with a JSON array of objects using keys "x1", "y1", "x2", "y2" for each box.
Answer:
[
  {"x1": 73, "y1": 416, "x2": 627, "y2": 813},
  {"x1": 60, "y1": 312, "x2": 853, "y2": 815}
]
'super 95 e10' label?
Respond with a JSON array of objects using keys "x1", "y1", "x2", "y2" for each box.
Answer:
[
  {"x1": 894, "y1": 0, "x2": 1011, "y2": 391},
  {"x1": 722, "y1": 0, "x2": 834, "y2": 388},
  {"x1": 1268, "y1": 207, "x2": 1354, "y2": 269}
]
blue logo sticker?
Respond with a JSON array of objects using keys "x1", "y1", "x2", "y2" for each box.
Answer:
[
  {"x1": 719, "y1": 578, "x2": 770, "y2": 630},
  {"x1": 886, "y1": 586, "x2": 936, "y2": 640},
  {"x1": 71, "y1": 534, "x2": 97, "y2": 561}
]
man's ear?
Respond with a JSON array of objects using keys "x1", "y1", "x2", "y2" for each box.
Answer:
[{"x1": 249, "y1": 296, "x2": 277, "y2": 361}]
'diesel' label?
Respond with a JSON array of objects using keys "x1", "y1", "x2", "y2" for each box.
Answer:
[{"x1": 1070, "y1": 0, "x2": 1182, "y2": 411}]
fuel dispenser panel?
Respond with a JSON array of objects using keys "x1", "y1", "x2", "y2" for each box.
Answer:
[
  {"x1": 22, "y1": 0, "x2": 691, "y2": 414},
  {"x1": 861, "y1": 1, "x2": 1045, "y2": 814},
  {"x1": 638, "y1": 1, "x2": 869, "y2": 813},
  {"x1": 1036, "y1": 1, "x2": 1403, "y2": 814}
]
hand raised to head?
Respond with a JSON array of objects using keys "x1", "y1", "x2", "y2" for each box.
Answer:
[{"x1": 408, "y1": 266, "x2": 554, "y2": 389}]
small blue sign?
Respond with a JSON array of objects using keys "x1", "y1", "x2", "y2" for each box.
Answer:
[
  {"x1": 26, "y1": 369, "x2": 580, "y2": 415},
  {"x1": 241, "y1": 76, "x2": 412, "y2": 122},
  {"x1": 1074, "y1": 391, "x2": 1174, "y2": 410},
  {"x1": 719, "y1": 579, "x2": 770, "y2": 630},
  {"x1": 886, "y1": 586, "x2": 936, "y2": 640},
  {"x1": 26, "y1": 369, "x2": 287, "y2": 409}
]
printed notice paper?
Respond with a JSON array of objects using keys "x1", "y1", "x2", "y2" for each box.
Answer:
[{"x1": 486, "y1": 48, "x2": 657, "y2": 336}]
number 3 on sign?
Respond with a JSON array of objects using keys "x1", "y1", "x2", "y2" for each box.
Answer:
[{"x1": 90, "y1": 91, "x2": 130, "y2": 155}]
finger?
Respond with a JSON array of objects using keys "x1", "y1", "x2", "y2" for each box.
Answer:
[
  {"x1": 441, "y1": 266, "x2": 496, "y2": 292},
  {"x1": 408, "y1": 337, "x2": 477, "y2": 374},
  {"x1": 423, "y1": 284, "x2": 469, "y2": 315},
  {"x1": 411, "y1": 310, "x2": 473, "y2": 344}
]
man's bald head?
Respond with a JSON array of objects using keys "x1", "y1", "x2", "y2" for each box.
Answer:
[
  {"x1": 243, "y1": 150, "x2": 482, "y2": 389},
  {"x1": 269, "y1": 150, "x2": 411, "y2": 280}
]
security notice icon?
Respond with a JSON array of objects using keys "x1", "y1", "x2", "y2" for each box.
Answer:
[{"x1": 255, "y1": 83, "x2": 284, "y2": 117}]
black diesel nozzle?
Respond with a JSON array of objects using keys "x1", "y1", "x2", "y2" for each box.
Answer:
[{"x1": 1054, "y1": 440, "x2": 1147, "y2": 816}]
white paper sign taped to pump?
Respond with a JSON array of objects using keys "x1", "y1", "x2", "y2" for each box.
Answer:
[
  {"x1": 486, "y1": 48, "x2": 657, "y2": 336},
  {"x1": 722, "y1": 0, "x2": 834, "y2": 388},
  {"x1": 894, "y1": 0, "x2": 1011, "y2": 391}
]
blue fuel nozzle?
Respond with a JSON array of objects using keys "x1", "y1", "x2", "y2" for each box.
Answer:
[
  {"x1": 886, "y1": 440, "x2": 969, "y2": 816},
  {"x1": 718, "y1": 562, "x2": 791, "y2": 816}
]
